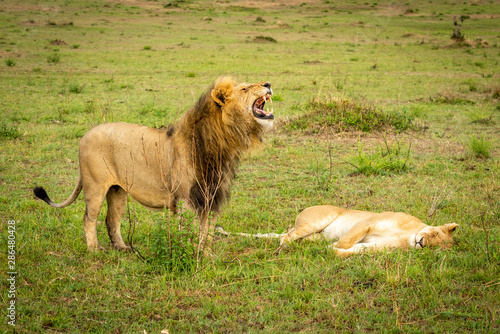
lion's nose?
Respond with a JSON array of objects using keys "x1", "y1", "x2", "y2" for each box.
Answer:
[{"x1": 263, "y1": 82, "x2": 271, "y2": 89}]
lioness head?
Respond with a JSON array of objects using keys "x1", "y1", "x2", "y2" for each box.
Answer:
[
  {"x1": 410, "y1": 223, "x2": 458, "y2": 249},
  {"x1": 211, "y1": 77, "x2": 274, "y2": 130}
]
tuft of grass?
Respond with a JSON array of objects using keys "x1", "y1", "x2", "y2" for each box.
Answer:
[
  {"x1": 490, "y1": 84, "x2": 500, "y2": 99},
  {"x1": 466, "y1": 134, "x2": 493, "y2": 159},
  {"x1": 388, "y1": 106, "x2": 415, "y2": 133},
  {"x1": 284, "y1": 97, "x2": 414, "y2": 133},
  {"x1": 186, "y1": 72, "x2": 196, "y2": 78},
  {"x1": 0, "y1": 122, "x2": 21, "y2": 139},
  {"x1": 5, "y1": 58, "x2": 16, "y2": 67},
  {"x1": 47, "y1": 53, "x2": 61, "y2": 64},
  {"x1": 271, "y1": 92, "x2": 283, "y2": 101},
  {"x1": 143, "y1": 45, "x2": 152, "y2": 50},
  {"x1": 69, "y1": 83, "x2": 86, "y2": 94},
  {"x1": 254, "y1": 35, "x2": 277, "y2": 43},
  {"x1": 346, "y1": 137, "x2": 412, "y2": 175},
  {"x1": 466, "y1": 110, "x2": 494, "y2": 125},
  {"x1": 146, "y1": 205, "x2": 198, "y2": 275}
]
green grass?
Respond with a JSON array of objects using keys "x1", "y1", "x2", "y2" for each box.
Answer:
[
  {"x1": 284, "y1": 97, "x2": 415, "y2": 133},
  {"x1": 5, "y1": 58, "x2": 15, "y2": 67},
  {"x1": 0, "y1": 0, "x2": 499, "y2": 332},
  {"x1": 46, "y1": 53, "x2": 61, "y2": 64},
  {"x1": 0, "y1": 123, "x2": 22, "y2": 140},
  {"x1": 466, "y1": 134, "x2": 493, "y2": 159},
  {"x1": 346, "y1": 137, "x2": 412, "y2": 175}
]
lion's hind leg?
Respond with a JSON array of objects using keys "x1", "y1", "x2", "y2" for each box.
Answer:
[
  {"x1": 279, "y1": 214, "x2": 332, "y2": 246},
  {"x1": 105, "y1": 186, "x2": 130, "y2": 250},
  {"x1": 83, "y1": 186, "x2": 108, "y2": 251}
]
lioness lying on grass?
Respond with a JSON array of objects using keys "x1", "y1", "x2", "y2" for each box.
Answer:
[{"x1": 217, "y1": 205, "x2": 458, "y2": 257}]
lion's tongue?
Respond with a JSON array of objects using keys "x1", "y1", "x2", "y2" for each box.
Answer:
[{"x1": 255, "y1": 95, "x2": 273, "y2": 115}]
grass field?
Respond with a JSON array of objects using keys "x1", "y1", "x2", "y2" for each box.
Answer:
[{"x1": 1, "y1": 0, "x2": 499, "y2": 332}]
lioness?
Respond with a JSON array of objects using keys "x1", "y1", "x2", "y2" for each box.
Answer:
[
  {"x1": 34, "y1": 76, "x2": 275, "y2": 255},
  {"x1": 217, "y1": 205, "x2": 458, "y2": 257}
]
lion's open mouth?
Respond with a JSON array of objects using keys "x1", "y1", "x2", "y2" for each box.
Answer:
[{"x1": 252, "y1": 93, "x2": 274, "y2": 120}]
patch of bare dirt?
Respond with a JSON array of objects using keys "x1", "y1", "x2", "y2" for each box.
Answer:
[
  {"x1": 228, "y1": 0, "x2": 319, "y2": 9},
  {"x1": 0, "y1": 52, "x2": 22, "y2": 58},
  {"x1": 50, "y1": 39, "x2": 67, "y2": 46},
  {"x1": 443, "y1": 38, "x2": 490, "y2": 48},
  {"x1": 106, "y1": 0, "x2": 169, "y2": 11}
]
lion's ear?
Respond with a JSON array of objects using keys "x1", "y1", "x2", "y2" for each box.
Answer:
[
  {"x1": 445, "y1": 223, "x2": 458, "y2": 234},
  {"x1": 211, "y1": 77, "x2": 234, "y2": 108}
]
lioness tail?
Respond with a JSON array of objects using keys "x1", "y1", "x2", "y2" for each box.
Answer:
[
  {"x1": 215, "y1": 225, "x2": 283, "y2": 239},
  {"x1": 33, "y1": 175, "x2": 83, "y2": 208}
]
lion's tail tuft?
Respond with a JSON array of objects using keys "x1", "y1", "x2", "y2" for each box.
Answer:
[
  {"x1": 33, "y1": 186, "x2": 53, "y2": 205},
  {"x1": 33, "y1": 174, "x2": 83, "y2": 209}
]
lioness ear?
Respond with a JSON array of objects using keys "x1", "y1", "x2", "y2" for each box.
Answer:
[
  {"x1": 445, "y1": 223, "x2": 458, "y2": 233},
  {"x1": 211, "y1": 77, "x2": 234, "y2": 108}
]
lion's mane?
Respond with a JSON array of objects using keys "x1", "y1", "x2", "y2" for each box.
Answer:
[{"x1": 174, "y1": 76, "x2": 263, "y2": 214}]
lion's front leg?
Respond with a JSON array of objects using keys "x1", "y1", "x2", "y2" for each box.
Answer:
[
  {"x1": 196, "y1": 210, "x2": 216, "y2": 262},
  {"x1": 333, "y1": 221, "x2": 371, "y2": 250},
  {"x1": 330, "y1": 247, "x2": 354, "y2": 258},
  {"x1": 331, "y1": 243, "x2": 378, "y2": 258}
]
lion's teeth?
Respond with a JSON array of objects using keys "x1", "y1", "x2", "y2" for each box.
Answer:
[{"x1": 269, "y1": 96, "x2": 272, "y2": 103}]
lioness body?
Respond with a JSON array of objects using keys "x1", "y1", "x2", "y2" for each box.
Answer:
[
  {"x1": 34, "y1": 77, "x2": 275, "y2": 254},
  {"x1": 218, "y1": 205, "x2": 458, "y2": 257}
]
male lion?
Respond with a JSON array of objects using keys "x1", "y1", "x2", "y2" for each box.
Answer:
[
  {"x1": 216, "y1": 205, "x2": 458, "y2": 257},
  {"x1": 34, "y1": 76, "x2": 274, "y2": 255}
]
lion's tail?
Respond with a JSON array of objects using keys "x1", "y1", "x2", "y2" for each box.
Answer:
[
  {"x1": 215, "y1": 225, "x2": 283, "y2": 239},
  {"x1": 33, "y1": 174, "x2": 82, "y2": 209}
]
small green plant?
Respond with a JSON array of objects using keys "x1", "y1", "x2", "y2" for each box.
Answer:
[
  {"x1": 451, "y1": 15, "x2": 469, "y2": 42},
  {"x1": 143, "y1": 45, "x2": 152, "y2": 50},
  {"x1": 72, "y1": 44, "x2": 80, "y2": 49},
  {"x1": 271, "y1": 92, "x2": 283, "y2": 101},
  {"x1": 466, "y1": 134, "x2": 492, "y2": 159},
  {"x1": 466, "y1": 110, "x2": 494, "y2": 124},
  {"x1": 148, "y1": 204, "x2": 198, "y2": 275},
  {"x1": 0, "y1": 123, "x2": 21, "y2": 139},
  {"x1": 69, "y1": 83, "x2": 86, "y2": 94},
  {"x1": 186, "y1": 72, "x2": 196, "y2": 78},
  {"x1": 5, "y1": 58, "x2": 15, "y2": 67},
  {"x1": 346, "y1": 137, "x2": 411, "y2": 175},
  {"x1": 388, "y1": 107, "x2": 415, "y2": 133},
  {"x1": 47, "y1": 53, "x2": 61, "y2": 64}
]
